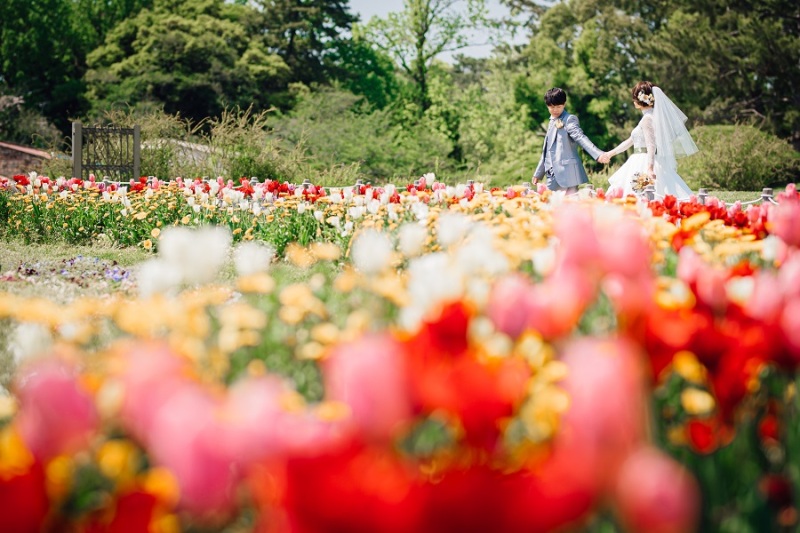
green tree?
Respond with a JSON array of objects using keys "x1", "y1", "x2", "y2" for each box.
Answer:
[
  {"x1": 0, "y1": 0, "x2": 89, "y2": 132},
  {"x1": 72, "y1": 0, "x2": 155, "y2": 50},
  {"x1": 251, "y1": 0, "x2": 358, "y2": 86},
  {"x1": 0, "y1": 0, "x2": 154, "y2": 135},
  {"x1": 325, "y1": 34, "x2": 400, "y2": 110},
  {"x1": 364, "y1": 0, "x2": 491, "y2": 114},
  {"x1": 84, "y1": 0, "x2": 291, "y2": 123},
  {"x1": 638, "y1": 1, "x2": 800, "y2": 146}
]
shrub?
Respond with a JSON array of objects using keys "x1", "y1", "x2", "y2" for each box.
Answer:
[
  {"x1": 268, "y1": 88, "x2": 455, "y2": 183},
  {"x1": 206, "y1": 107, "x2": 312, "y2": 183},
  {"x1": 679, "y1": 125, "x2": 800, "y2": 190}
]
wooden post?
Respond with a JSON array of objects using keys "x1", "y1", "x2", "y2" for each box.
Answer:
[
  {"x1": 698, "y1": 188, "x2": 708, "y2": 205},
  {"x1": 72, "y1": 121, "x2": 82, "y2": 179},
  {"x1": 644, "y1": 184, "x2": 655, "y2": 201},
  {"x1": 133, "y1": 125, "x2": 141, "y2": 180},
  {"x1": 761, "y1": 188, "x2": 773, "y2": 204}
]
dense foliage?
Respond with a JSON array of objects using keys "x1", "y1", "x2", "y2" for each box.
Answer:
[{"x1": 1, "y1": 0, "x2": 799, "y2": 186}]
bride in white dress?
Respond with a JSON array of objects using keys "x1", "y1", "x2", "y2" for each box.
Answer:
[{"x1": 599, "y1": 81, "x2": 699, "y2": 199}]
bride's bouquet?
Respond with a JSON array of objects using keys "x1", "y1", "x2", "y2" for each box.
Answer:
[{"x1": 631, "y1": 172, "x2": 655, "y2": 194}]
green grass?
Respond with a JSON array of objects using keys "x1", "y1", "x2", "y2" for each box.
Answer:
[
  {"x1": 701, "y1": 190, "x2": 771, "y2": 204},
  {"x1": 0, "y1": 237, "x2": 324, "y2": 301},
  {"x1": 0, "y1": 239, "x2": 151, "y2": 301},
  {"x1": 0, "y1": 239, "x2": 150, "y2": 271}
]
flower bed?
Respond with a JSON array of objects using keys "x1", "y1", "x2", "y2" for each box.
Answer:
[{"x1": 1, "y1": 174, "x2": 800, "y2": 532}]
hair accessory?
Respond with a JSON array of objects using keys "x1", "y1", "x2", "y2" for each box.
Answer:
[{"x1": 637, "y1": 91, "x2": 655, "y2": 106}]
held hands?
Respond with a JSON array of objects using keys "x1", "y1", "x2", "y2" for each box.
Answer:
[{"x1": 597, "y1": 152, "x2": 613, "y2": 164}]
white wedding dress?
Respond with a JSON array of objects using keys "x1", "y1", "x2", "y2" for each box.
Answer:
[{"x1": 607, "y1": 106, "x2": 695, "y2": 200}]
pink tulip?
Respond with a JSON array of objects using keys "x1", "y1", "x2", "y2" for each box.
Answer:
[
  {"x1": 747, "y1": 203, "x2": 768, "y2": 224},
  {"x1": 676, "y1": 247, "x2": 704, "y2": 286},
  {"x1": 602, "y1": 272, "x2": 655, "y2": 320},
  {"x1": 614, "y1": 446, "x2": 700, "y2": 533},
  {"x1": 696, "y1": 267, "x2": 729, "y2": 312},
  {"x1": 555, "y1": 338, "x2": 648, "y2": 491},
  {"x1": 147, "y1": 385, "x2": 238, "y2": 518},
  {"x1": 15, "y1": 359, "x2": 99, "y2": 461},
  {"x1": 745, "y1": 273, "x2": 784, "y2": 322},
  {"x1": 778, "y1": 251, "x2": 800, "y2": 299},
  {"x1": 781, "y1": 299, "x2": 800, "y2": 362},
  {"x1": 727, "y1": 201, "x2": 743, "y2": 218},
  {"x1": 526, "y1": 268, "x2": 596, "y2": 340},
  {"x1": 771, "y1": 197, "x2": 800, "y2": 247},
  {"x1": 777, "y1": 183, "x2": 798, "y2": 202},
  {"x1": 117, "y1": 343, "x2": 189, "y2": 441},
  {"x1": 323, "y1": 334, "x2": 413, "y2": 442},
  {"x1": 678, "y1": 248, "x2": 728, "y2": 311},
  {"x1": 598, "y1": 217, "x2": 652, "y2": 279},
  {"x1": 554, "y1": 206, "x2": 602, "y2": 276},
  {"x1": 486, "y1": 275, "x2": 535, "y2": 339},
  {"x1": 594, "y1": 216, "x2": 655, "y2": 318},
  {"x1": 216, "y1": 376, "x2": 349, "y2": 462},
  {"x1": 116, "y1": 344, "x2": 239, "y2": 516},
  {"x1": 215, "y1": 376, "x2": 296, "y2": 463}
]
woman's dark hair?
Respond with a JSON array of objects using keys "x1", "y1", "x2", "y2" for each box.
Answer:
[
  {"x1": 544, "y1": 87, "x2": 567, "y2": 106},
  {"x1": 632, "y1": 81, "x2": 655, "y2": 107}
]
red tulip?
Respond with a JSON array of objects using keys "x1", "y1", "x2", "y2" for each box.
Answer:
[
  {"x1": 0, "y1": 459, "x2": 49, "y2": 533},
  {"x1": 281, "y1": 441, "x2": 424, "y2": 533}
]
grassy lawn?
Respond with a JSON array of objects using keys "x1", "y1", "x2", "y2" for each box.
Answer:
[
  {"x1": 0, "y1": 238, "x2": 309, "y2": 301},
  {"x1": 0, "y1": 240, "x2": 151, "y2": 301},
  {"x1": 702, "y1": 190, "x2": 771, "y2": 204},
  {"x1": 0, "y1": 240, "x2": 150, "y2": 271}
]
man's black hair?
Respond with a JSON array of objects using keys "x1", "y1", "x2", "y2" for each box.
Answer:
[{"x1": 544, "y1": 87, "x2": 567, "y2": 106}]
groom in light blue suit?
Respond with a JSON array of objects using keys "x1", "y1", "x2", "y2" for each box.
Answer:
[{"x1": 533, "y1": 87, "x2": 603, "y2": 194}]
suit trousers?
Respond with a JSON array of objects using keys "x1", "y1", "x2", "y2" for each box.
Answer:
[{"x1": 545, "y1": 171, "x2": 578, "y2": 194}]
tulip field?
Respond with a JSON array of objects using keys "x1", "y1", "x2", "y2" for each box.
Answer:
[{"x1": 2, "y1": 172, "x2": 800, "y2": 532}]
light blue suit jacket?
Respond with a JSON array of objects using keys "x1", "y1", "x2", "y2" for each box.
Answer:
[{"x1": 533, "y1": 111, "x2": 602, "y2": 189}]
